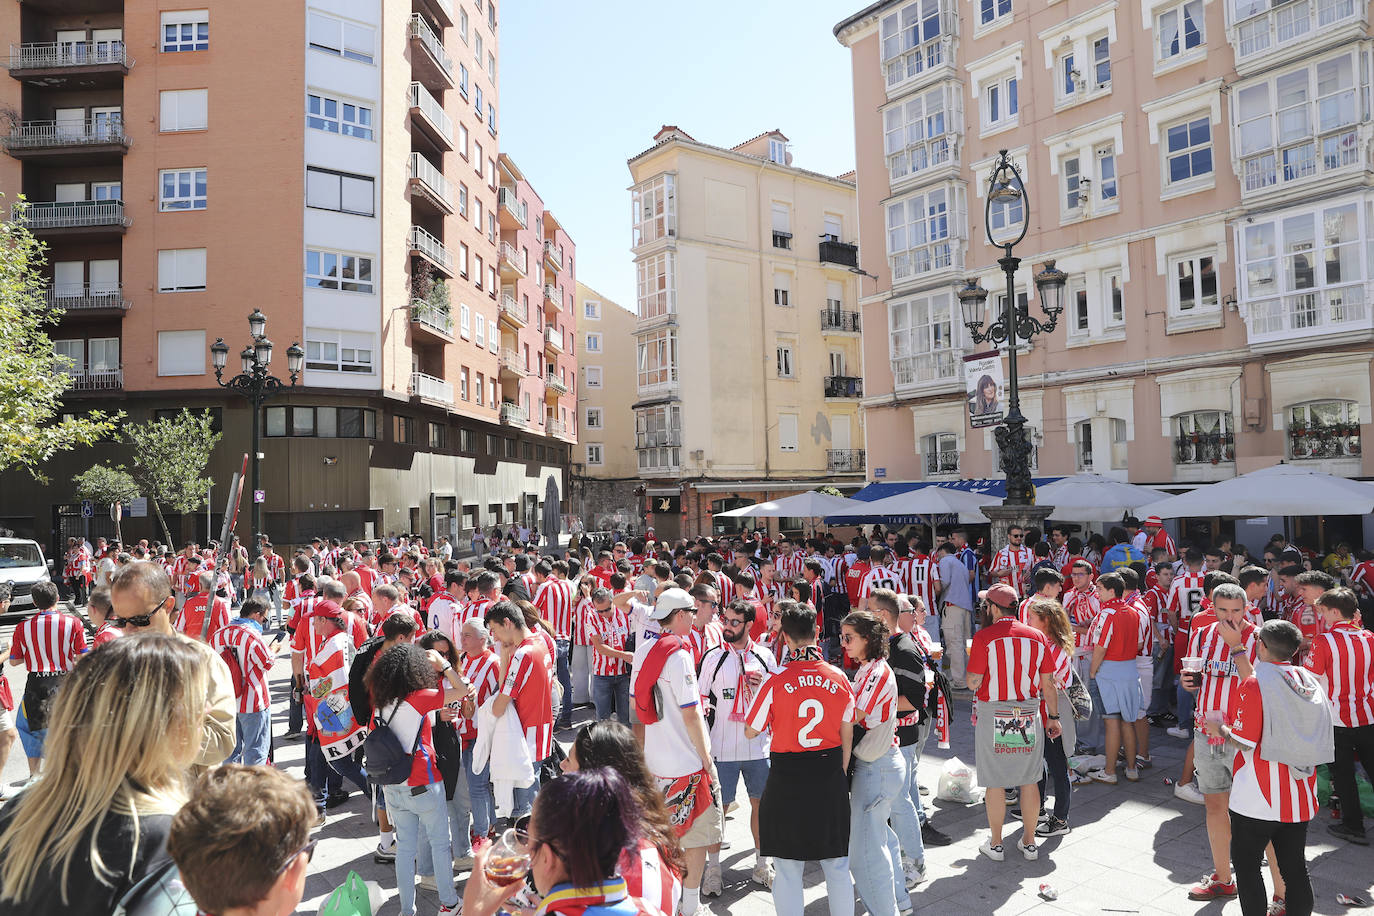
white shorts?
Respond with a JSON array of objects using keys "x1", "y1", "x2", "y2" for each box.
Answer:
[
  {"x1": 0, "y1": 705, "x2": 13, "y2": 734},
  {"x1": 1136, "y1": 656, "x2": 1153, "y2": 721}
]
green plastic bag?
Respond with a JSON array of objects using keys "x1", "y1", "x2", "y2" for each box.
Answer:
[
  {"x1": 320, "y1": 871, "x2": 372, "y2": 916},
  {"x1": 1315, "y1": 764, "x2": 1374, "y2": 816}
]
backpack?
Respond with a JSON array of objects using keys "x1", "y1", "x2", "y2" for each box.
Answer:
[
  {"x1": 218, "y1": 643, "x2": 246, "y2": 700},
  {"x1": 699, "y1": 645, "x2": 772, "y2": 729},
  {"x1": 363, "y1": 703, "x2": 423, "y2": 785}
]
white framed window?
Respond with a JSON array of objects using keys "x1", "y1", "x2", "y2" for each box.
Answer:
[
  {"x1": 981, "y1": 74, "x2": 1018, "y2": 131},
  {"x1": 637, "y1": 329, "x2": 678, "y2": 388},
  {"x1": 473, "y1": 255, "x2": 483, "y2": 290},
  {"x1": 307, "y1": 11, "x2": 374, "y2": 63},
  {"x1": 459, "y1": 7, "x2": 469, "y2": 41},
  {"x1": 631, "y1": 174, "x2": 676, "y2": 246},
  {"x1": 1157, "y1": 0, "x2": 1203, "y2": 63},
  {"x1": 475, "y1": 86, "x2": 484, "y2": 119},
  {"x1": 1058, "y1": 48, "x2": 1079, "y2": 101},
  {"x1": 584, "y1": 299, "x2": 601, "y2": 320},
  {"x1": 768, "y1": 138, "x2": 787, "y2": 163},
  {"x1": 1103, "y1": 269, "x2": 1125, "y2": 326},
  {"x1": 1096, "y1": 144, "x2": 1118, "y2": 205},
  {"x1": 772, "y1": 271, "x2": 791, "y2": 307},
  {"x1": 586, "y1": 408, "x2": 603, "y2": 429},
  {"x1": 636, "y1": 252, "x2": 676, "y2": 320},
  {"x1": 474, "y1": 372, "x2": 484, "y2": 405},
  {"x1": 457, "y1": 122, "x2": 468, "y2": 158},
  {"x1": 306, "y1": 92, "x2": 373, "y2": 139},
  {"x1": 883, "y1": 85, "x2": 957, "y2": 183},
  {"x1": 305, "y1": 167, "x2": 374, "y2": 216},
  {"x1": 921, "y1": 432, "x2": 958, "y2": 476},
  {"x1": 157, "y1": 329, "x2": 205, "y2": 376},
  {"x1": 1070, "y1": 279, "x2": 1090, "y2": 334},
  {"x1": 1062, "y1": 155, "x2": 1084, "y2": 215},
  {"x1": 1232, "y1": 0, "x2": 1360, "y2": 61},
  {"x1": 880, "y1": 0, "x2": 953, "y2": 90},
  {"x1": 586, "y1": 366, "x2": 603, "y2": 388},
  {"x1": 829, "y1": 349, "x2": 847, "y2": 377},
  {"x1": 776, "y1": 344, "x2": 795, "y2": 379},
  {"x1": 1164, "y1": 115, "x2": 1213, "y2": 187},
  {"x1": 305, "y1": 249, "x2": 374, "y2": 294},
  {"x1": 1170, "y1": 251, "x2": 1218, "y2": 314},
  {"x1": 979, "y1": 0, "x2": 1010, "y2": 27},
  {"x1": 473, "y1": 198, "x2": 483, "y2": 228},
  {"x1": 488, "y1": 52, "x2": 496, "y2": 81},
  {"x1": 157, "y1": 248, "x2": 206, "y2": 292},
  {"x1": 488, "y1": 320, "x2": 498, "y2": 353},
  {"x1": 1075, "y1": 420, "x2": 1094, "y2": 470},
  {"x1": 886, "y1": 185, "x2": 959, "y2": 282},
  {"x1": 586, "y1": 444, "x2": 604, "y2": 466},
  {"x1": 889, "y1": 290, "x2": 961, "y2": 386},
  {"x1": 88, "y1": 337, "x2": 119, "y2": 373},
  {"x1": 771, "y1": 203, "x2": 792, "y2": 249},
  {"x1": 1110, "y1": 418, "x2": 1129, "y2": 469},
  {"x1": 305, "y1": 328, "x2": 374, "y2": 373},
  {"x1": 460, "y1": 367, "x2": 469, "y2": 400},
  {"x1": 1287, "y1": 400, "x2": 1360, "y2": 460},
  {"x1": 459, "y1": 303, "x2": 471, "y2": 339},
  {"x1": 54, "y1": 339, "x2": 84, "y2": 374},
  {"x1": 159, "y1": 89, "x2": 207, "y2": 132},
  {"x1": 161, "y1": 10, "x2": 208, "y2": 52},
  {"x1": 158, "y1": 168, "x2": 206, "y2": 211},
  {"x1": 1175, "y1": 411, "x2": 1235, "y2": 464},
  {"x1": 585, "y1": 332, "x2": 602, "y2": 352},
  {"x1": 778, "y1": 414, "x2": 799, "y2": 452},
  {"x1": 474, "y1": 316, "x2": 485, "y2": 347}
]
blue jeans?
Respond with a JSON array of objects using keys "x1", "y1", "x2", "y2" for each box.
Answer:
[
  {"x1": 592, "y1": 673, "x2": 630, "y2": 726},
  {"x1": 384, "y1": 781, "x2": 458, "y2": 914},
  {"x1": 461, "y1": 740, "x2": 495, "y2": 839},
  {"x1": 416, "y1": 789, "x2": 475, "y2": 877},
  {"x1": 15, "y1": 705, "x2": 44, "y2": 759},
  {"x1": 510, "y1": 780, "x2": 537, "y2": 821},
  {"x1": 555, "y1": 639, "x2": 573, "y2": 725},
  {"x1": 305, "y1": 736, "x2": 369, "y2": 811},
  {"x1": 1148, "y1": 645, "x2": 1175, "y2": 716},
  {"x1": 715, "y1": 758, "x2": 769, "y2": 807},
  {"x1": 1176, "y1": 680, "x2": 1196, "y2": 733},
  {"x1": 849, "y1": 749, "x2": 909, "y2": 916},
  {"x1": 891, "y1": 743, "x2": 926, "y2": 867},
  {"x1": 231, "y1": 709, "x2": 271, "y2": 766},
  {"x1": 773, "y1": 857, "x2": 853, "y2": 916}
]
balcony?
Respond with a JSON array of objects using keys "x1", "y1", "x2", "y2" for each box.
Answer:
[
  {"x1": 1243, "y1": 282, "x2": 1373, "y2": 353},
  {"x1": 1239, "y1": 129, "x2": 1366, "y2": 200},
  {"x1": 827, "y1": 448, "x2": 867, "y2": 473},
  {"x1": 407, "y1": 14, "x2": 454, "y2": 91},
  {"x1": 499, "y1": 402, "x2": 528, "y2": 426},
  {"x1": 819, "y1": 239, "x2": 859, "y2": 268},
  {"x1": 498, "y1": 292, "x2": 527, "y2": 328},
  {"x1": 545, "y1": 373, "x2": 568, "y2": 397},
  {"x1": 4, "y1": 118, "x2": 130, "y2": 162},
  {"x1": 47, "y1": 285, "x2": 131, "y2": 316},
  {"x1": 543, "y1": 283, "x2": 561, "y2": 313},
  {"x1": 410, "y1": 299, "x2": 454, "y2": 343},
  {"x1": 543, "y1": 239, "x2": 563, "y2": 273},
  {"x1": 820, "y1": 307, "x2": 861, "y2": 334},
  {"x1": 8, "y1": 41, "x2": 131, "y2": 88},
  {"x1": 408, "y1": 152, "x2": 454, "y2": 214},
  {"x1": 498, "y1": 348, "x2": 525, "y2": 379},
  {"x1": 823, "y1": 376, "x2": 864, "y2": 399},
  {"x1": 498, "y1": 241, "x2": 525, "y2": 280},
  {"x1": 1231, "y1": 0, "x2": 1365, "y2": 72},
  {"x1": 893, "y1": 351, "x2": 962, "y2": 393},
  {"x1": 498, "y1": 187, "x2": 527, "y2": 229},
  {"x1": 408, "y1": 225, "x2": 453, "y2": 276},
  {"x1": 547, "y1": 418, "x2": 567, "y2": 437},
  {"x1": 64, "y1": 368, "x2": 123, "y2": 392},
  {"x1": 407, "y1": 81, "x2": 452, "y2": 149},
  {"x1": 413, "y1": 0, "x2": 454, "y2": 28},
  {"x1": 636, "y1": 429, "x2": 682, "y2": 448},
  {"x1": 411, "y1": 370, "x2": 455, "y2": 406},
  {"x1": 19, "y1": 200, "x2": 129, "y2": 236},
  {"x1": 544, "y1": 326, "x2": 564, "y2": 354}
]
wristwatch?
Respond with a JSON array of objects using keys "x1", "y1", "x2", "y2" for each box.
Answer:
[
  {"x1": 1230, "y1": 647, "x2": 1246, "y2": 658},
  {"x1": 1047, "y1": 714, "x2": 1060, "y2": 720}
]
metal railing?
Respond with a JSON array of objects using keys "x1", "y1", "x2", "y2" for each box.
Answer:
[
  {"x1": 823, "y1": 375, "x2": 864, "y2": 398},
  {"x1": 543, "y1": 239, "x2": 564, "y2": 269},
  {"x1": 545, "y1": 326, "x2": 564, "y2": 349},
  {"x1": 820, "y1": 307, "x2": 861, "y2": 333},
  {"x1": 411, "y1": 371, "x2": 454, "y2": 405},
  {"x1": 46, "y1": 285, "x2": 131, "y2": 311},
  {"x1": 499, "y1": 349, "x2": 525, "y2": 374},
  {"x1": 65, "y1": 368, "x2": 123, "y2": 391},
  {"x1": 547, "y1": 419, "x2": 566, "y2": 436},
  {"x1": 499, "y1": 402, "x2": 528, "y2": 425},
  {"x1": 545, "y1": 373, "x2": 568, "y2": 395},
  {"x1": 499, "y1": 294, "x2": 527, "y2": 323},
  {"x1": 543, "y1": 283, "x2": 560, "y2": 306},
  {"x1": 498, "y1": 186, "x2": 527, "y2": 227},
  {"x1": 498, "y1": 241, "x2": 525, "y2": 274},
  {"x1": 827, "y1": 449, "x2": 867, "y2": 473},
  {"x1": 408, "y1": 152, "x2": 453, "y2": 208},
  {"x1": 407, "y1": 81, "x2": 452, "y2": 143},
  {"x1": 5, "y1": 117, "x2": 129, "y2": 150},
  {"x1": 19, "y1": 200, "x2": 129, "y2": 230},
  {"x1": 9, "y1": 41, "x2": 131, "y2": 70},
  {"x1": 407, "y1": 14, "x2": 453, "y2": 80},
  {"x1": 411, "y1": 299, "x2": 454, "y2": 336},
  {"x1": 819, "y1": 238, "x2": 859, "y2": 267},
  {"x1": 409, "y1": 225, "x2": 453, "y2": 273}
]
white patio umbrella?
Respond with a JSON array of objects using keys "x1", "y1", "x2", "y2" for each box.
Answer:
[
  {"x1": 1033, "y1": 473, "x2": 1172, "y2": 522},
  {"x1": 1135, "y1": 463, "x2": 1374, "y2": 519},
  {"x1": 715, "y1": 490, "x2": 865, "y2": 519},
  {"x1": 849, "y1": 486, "x2": 993, "y2": 523}
]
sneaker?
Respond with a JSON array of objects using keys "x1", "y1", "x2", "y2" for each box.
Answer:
[
  {"x1": 1187, "y1": 872, "x2": 1238, "y2": 901},
  {"x1": 751, "y1": 859, "x2": 775, "y2": 888},
  {"x1": 313, "y1": 811, "x2": 326, "y2": 828},
  {"x1": 1125, "y1": 768, "x2": 1140, "y2": 782},
  {"x1": 901, "y1": 857, "x2": 926, "y2": 888},
  {"x1": 1136, "y1": 755, "x2": 1154, "y2": 769},
  {"x1": 1089, "y1": 769, "x2": 1118, "y2": 785},
  {"x1": 1016, "y1": 837, "x2": 1039, "y2": 861},
  {"x1": 1268, "y1": 896, "x2": 1286, "y2": 916},
  {"x1": 979, "y1": 839, "x2": 1005, "y2": 862},
  {"x1": 325, "y1": 791, "x2": 350, "y2": 809},
  {"x1": 438, "y1": 906, "x2": 462, "y2": 916},
  {"x1": 417, "y1": 875, "x2": 438, "y2": 891},
  {"x1": 1036, "y1": 817, "x2": 1071, "y2": 838},
  {"x1": 1328, "y1": 823, "x2": 1370, "y2": 845},
  {"x1": 453, "y1": 851, "x2": 475, "y2": 870},
  {"x1": 1166, "y1": 726, "x2": 1191, "y2": 739},
  {"x1": 1010, "y1": 806, "x2": 1044, "y2": 821},
  {"x1": 1174, "y1": 781, "x2": 1206, "y2": 805},
  {"x1": 918, "y1": 784, "x2": 930, "y2": 796},
  {"x1": 1069, "y1": 771, "x2": 1094, "y2": 786},
  {"x1": 702, "y1": 861, "x2": 723, "y2": 897},
  {"x1": 374, "y1": 841, "x2": 397, "y2": 864},
  {"x1": 921, "y1": 824, "x2": 953, "y2": 846}
]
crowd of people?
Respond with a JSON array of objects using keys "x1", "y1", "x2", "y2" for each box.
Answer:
[{"x1": 0, "y1": 516, "x2": 1368, "y2": 916}]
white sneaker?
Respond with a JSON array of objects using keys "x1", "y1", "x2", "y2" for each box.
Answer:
[
  {"x1": 702, "y1": 861, "x2": 723, "y2": 897},
  {"x1": 902, "y1": 857, "x2": 927, "y2": 887},
  {"x1": 1166, "y1": 726, "x2": 1191, "y2": 740},
  {"x1": 438, "y1": 905, "x2": 461, "y2": 916},
  {"x1": 1174, "y1": 780, "x2": 1206, "y2": 805},
  {"x1": 1016, "y1": 837, "x2": 1039, "y2": 861},
  {"x1": 417, "y1": 875, "x2": 438, "y2": 891},
  {"x1": 979, "y1": 839, "x2": 1005, "y2": 861},
  {"x1": 751, "y1": 859, "x2": 774, "y2": 888},
  {"x1": 1125, "y1": 768, "x2": 1140, "y2": 782},
  {"x1": 1089, "y1": 769, "x2": 1118, "y2": 785}
]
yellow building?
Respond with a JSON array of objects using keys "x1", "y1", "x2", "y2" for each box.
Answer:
[
  {"x1": 572, "y1": 281, "x2": 640, "y2": 531},
  {"x1": 627, "y1": 127, "x2": 864, "y2": 540}
]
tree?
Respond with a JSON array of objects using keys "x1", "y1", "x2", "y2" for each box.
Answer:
[
  {"x1": 0, "y1": 195, "x2": 120, "y2": 480},
  {"x1": 122, "y1": 410, "x2": 222, "y2": 544},
  {"x1": 72, "y1": 464, "x2": 139, "y2": 543}
]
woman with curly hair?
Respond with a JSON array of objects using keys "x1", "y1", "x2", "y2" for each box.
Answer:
[
  {"x1": 364, "y1": 643, "x2": 473, "y2": 916},
  {"x1": 1026, "y1": 597, "x2": 1077, "y2": 837},
  {"x1": 562, "y1": 720, "x2": 685, "y2": 915}
]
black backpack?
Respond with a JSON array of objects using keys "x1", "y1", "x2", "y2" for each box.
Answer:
[{"x1": 363, "y1": 703, "x2": 422, "y2": 785}]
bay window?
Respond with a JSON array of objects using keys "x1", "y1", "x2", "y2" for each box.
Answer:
[
  {"x1": 631, "y1": 173, "x2": 675, "y2": 247},
  {"x1": 1232, "y1": 0, "x2": 1360, "y2": 61},
  {"x1": 636, "y1": 329, "x2": 678, "y2": 389},
  {"x1": 636, "y1": 252, "x2": 676, "y2": 320},
  {"x1": 889, "y1": 290, "x2": 960, "y2": 386},
  {"x1": 883, "y1": 84, "x2": 957, "y2": 184},
  {"x1": 880, "y1": 0, "x2": 951, "y2": 90},
  {"x1": 886, "y1": 185, "x2": 961, "y2": 283}
]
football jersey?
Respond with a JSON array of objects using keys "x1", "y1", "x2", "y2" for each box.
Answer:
[
  {"x1": 991, "y1": 545, "x2": 1034, "y2": 595},
  {"x1": 858, "y1": 565, "x2": 901, "y2": 604},
  {"x1": 906, "y1": 555, "x2": 939, "y2": 615},
  {"x1": 1090, "y1": 599, "x2": 1140, "y2": 662},
  {"x1": 586, "y1": 607, "x2": 631, "y2": 677},
  {"x1": 499, "y1": 635, "x2": 554, "y2": 761},
  {"x1": 1307, "y1": 621, "x2": 1374, "y2": 728},
  {"x1": 1062, "y1": 587, "x2": 1101, "y2": 651},
  {"x1": 745, "y1": 657, "x2": 854, "y2": 753},
  {"x1": 967, "y1": 617, "x2": 1053, "y2": 702},
  {"x1": 1229, "y1": 673, "x2": 1320, "y2": 823},
  {"x1": 1187, "y1": 620, "x2": 1258, "y2": 727}
]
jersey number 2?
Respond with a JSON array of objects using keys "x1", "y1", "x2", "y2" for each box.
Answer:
[{"x1": 797, "y1": 698, "x2": 825, "y2": 748}]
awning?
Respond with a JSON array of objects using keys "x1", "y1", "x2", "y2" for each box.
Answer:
[{"x1": 826, "y1": 477, "x2": 1062, "y2": 525}]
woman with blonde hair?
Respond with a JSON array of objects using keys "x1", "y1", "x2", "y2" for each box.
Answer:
[
  {"x1": 0, "y1": 633, "x2": 207, "y2": 914},
  {"x1": 1025, "y1": 597, "x2": 1077, "y2": 838}
]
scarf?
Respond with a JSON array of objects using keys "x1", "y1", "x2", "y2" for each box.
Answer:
[{"x1": 632, "y1": 632, "x2": 685, "y2": 725}]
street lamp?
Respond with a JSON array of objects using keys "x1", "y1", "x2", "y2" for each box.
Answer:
[
  {"x1": 210, "y1": 313, "x2": 304, "y2": 565},
  {"x1": 957, "y1": 150, "x2": 1068, "y2": 506}
]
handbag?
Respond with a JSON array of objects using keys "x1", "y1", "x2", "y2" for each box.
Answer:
[{"x1": 1066, "y1": 667, "x2": 1093, "y2": 722}]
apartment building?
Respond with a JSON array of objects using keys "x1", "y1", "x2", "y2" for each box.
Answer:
[
  {"x1": 626, "y1": 127, "x2": 864, "y2": 540},
  {"x1": 570, "y1": 280, "x2": 639, "y2": 531},
  {"x1": 834, "y1": 0, "x2": 1373, "y2": 539},
  {"x1": 0, "y1": 0, "x2": 578, "y2": 552}
]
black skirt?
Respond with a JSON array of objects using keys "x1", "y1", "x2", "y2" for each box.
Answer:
[{"x1": 760, "y1": 747, "x2": 849, "y2": 861}]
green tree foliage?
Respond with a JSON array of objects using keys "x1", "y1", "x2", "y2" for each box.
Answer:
[
  {"x1": 122, "y1": 410, "x2": 222, "y2": 544},
  {"x1": 72, "y1": 464, "x2": 139, "y2": 542}
]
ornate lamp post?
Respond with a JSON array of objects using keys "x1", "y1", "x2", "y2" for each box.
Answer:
[
  {"x1": 956, "y1": 150, "x2": 1068, "y2": 507},
  {"x1": 210, "y1": 310, "x2": 304, "y2": 564}
]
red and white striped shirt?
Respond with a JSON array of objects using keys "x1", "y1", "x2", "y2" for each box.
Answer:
[
  {"x1": 1167, "y1": 571, "x2": 1207, "y2": 625},
  {"x1": 710, "y1": 571, "x2": 733, "y2": 606},
  {"x1": 534, "y1": 578, "x2": 577, "y2": 640},
  {"x1": 1129, "y1": 593, "x2": 1155, "y2": 658},
  {"x1": 1062, "y1": 587, "x2": 1101, "y2": 651},
  {"x1": 586, "y1": 606, "x2": 631, "y2": 677},
  {"x1": 1307, "y1": 621, "x2": 1374, "y2": 728},
  {"x1": 621, "y1": 839, "x2": 682, "y2": 916},
  {"x1": 774, "y1": 553, "x2": 804, "y2": 581},
  {"x1": 852, "y1": 658, "x2": 899, "y2": 747},
  {"x1": 11, "y1": 611, "x2": 88, "y2": 672},
  {"x1": 966, "y1": 618, "x2": 1053, "y2": 702},
  {"x1": 92, "y1": 621, "x2": 122, "y2": 647},
  {"x1": 499, "y1": 635, "x2": 553, "y2": 761},
  {"x1": 176, "y1": 594, "x2": 231, "y2": 643},
  {"x1": 858, "y1": 566, "x2": 902, "y2": 604},
  {"x1": 573, "y1": 597, "x2": 595, "y2": 646},
  {"x1": 463, "y1": 597, "x2": 494, "y2": 628},
  {"x1": 1229, "y1": 672, "x2": 1320, "y2": 823},
  {"x1": 1351, "y1": 561, "x2": 1374, "y2": 598},
  {"x1": 210, "y1": 620, "x2": 274, "y2": 713},
  {"x1": 992, "y1": 545, "x2": 1034, "y2": 595},
  {"x1": 1187, "y1": 619, "x2": 1258, "y2": 727},
  {"x1": 264, "y1": 553, "x2": 286, "y2": 582},
  {"x1": 1090, "y1": 598, "x2": 1141, "y2": 662},
  {"x1": 906, "y1": 555, "x2": 939, "y2": 614},
  {"x1": 458, "y1": 648, "x2": 500, "y2": 741},
  {"x1": 686, "y1": 621, "x2": 723, "y2": 667}
]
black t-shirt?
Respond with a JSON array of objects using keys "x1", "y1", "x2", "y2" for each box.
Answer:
[
  {"x1": 887, "y1": 632, "x2": 929, "y2": 746},
  {"x1": 0, "y1": 797, "x2": 174, "y2": 916}
]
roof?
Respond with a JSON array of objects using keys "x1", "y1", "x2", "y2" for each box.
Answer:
[
  {"x1": 834, "y1": 0, "x2": 897, "y2": 40},
  {"x1": 730, "y1": 128, "x2": 789, "y2": 151},
  {"x1": 628, "y1": 130, "x2": 857, "y2": 189}
]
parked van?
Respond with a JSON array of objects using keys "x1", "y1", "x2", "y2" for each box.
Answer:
[{"x1": 0, "y1": 538, "x2": 52, "y2": 614}]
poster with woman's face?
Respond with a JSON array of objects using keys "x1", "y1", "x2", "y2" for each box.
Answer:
[{"x1": 964, "y1": 352, "x2": 1005, "y2": 429}]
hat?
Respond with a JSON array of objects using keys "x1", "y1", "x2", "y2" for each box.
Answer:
[
  {"x1": 312, "y1": 599, "x2": 346, "y2": 621},
  {"x1": 979, "y1": 584, "x2": 1019, "y2": 610},
  {"x1": 1143, "y1": 516, "x2": 1163, "y2": 528},
  {"x1": 857, "y1": 545, "x2": 871, "y2": 561},
  {"x1": 649, "y1": 587, "x2": 695, "y2": 621},
  {"x1": 1124, "y1": 516, "x2": 1141, "y2": 527}
]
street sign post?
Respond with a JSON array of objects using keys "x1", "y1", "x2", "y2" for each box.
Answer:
[{"x1": 80, "y1": 500, "x2": 94, "y2": 518}]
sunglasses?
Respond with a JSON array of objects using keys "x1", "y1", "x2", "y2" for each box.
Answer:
[
  {"x1": 722, "y1": 617, "x2": 747, "y2": 627},
  {"x1": 275, "y1": 838, "x2": 318, "y2": 875},
  {"x1": 697, "y1": 599, "x2": 720, "y2": 609},
  {"x1": 111, "y1": 595, "x2": 170, "y2": 629},
  {"x1": 840, "y1": 633, "x2": 857, "y2": 643}
]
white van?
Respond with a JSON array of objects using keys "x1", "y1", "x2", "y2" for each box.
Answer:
[{"x1": 0, "y1": 538, "x2": 52, "y2": 614}]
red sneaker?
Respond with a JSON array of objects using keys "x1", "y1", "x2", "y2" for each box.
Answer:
[
  {"x1": 1187, "y1": 873, "x2": 1238, "y2": 900},
  {"x1": 1268, "y1": 895, "x2": 1286, "y2": 916}
]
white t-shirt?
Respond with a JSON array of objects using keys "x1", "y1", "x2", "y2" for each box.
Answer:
[
  {"x1": 698, "y1": 644, "x2": 780, "y2": 762},
  {"x1": 628, "y1": 599, "x2": 659, "y2": 699},
  {"x1": 95, "y1": 556, "x2": 117, "y2": 588},
  {"x1": 644, "y1": 645, "x2": 705, "y2": 779}
]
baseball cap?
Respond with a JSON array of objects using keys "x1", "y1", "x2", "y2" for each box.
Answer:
[
  {"x1": 649, "y1": 587, "x2": 694, "y2": 621},
  {"x1": 978, "y1": 584, "x2": 1018, "y2": 610},
  {"x1": 312, "y1": 599, "x2": 346, "y2": 621}
]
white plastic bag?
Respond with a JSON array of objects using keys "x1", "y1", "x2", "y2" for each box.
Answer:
[
  {"x1": 936, "y1": 755, "x2": 984, "y2": 805},
  {"x1": 1067, "y1": 754, "x2": 1106, "y2": 775}
]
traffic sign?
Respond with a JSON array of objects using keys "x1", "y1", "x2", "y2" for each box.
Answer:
[
  {"x1": 80, "y1": 499, "x2": 94, "y2": 518},
  {"x1": 253, "y1": 489, "x2": 265, "y2": 504}
]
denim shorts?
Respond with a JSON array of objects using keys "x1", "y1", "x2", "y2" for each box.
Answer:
[
  {"x1": 715, "y1": 757, "x2": 770, "y2": 806},
  {"x1": 1193, "y1": 728, "x2": 1233, "y2": 795}
]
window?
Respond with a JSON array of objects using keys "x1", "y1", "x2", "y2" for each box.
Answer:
[
  {"x1": 458, "y1": 63, "x2": 469, "y2": 100},
  {"x1": 488, "y1": 52, "x2": 496, "y2": 81},
  {"x1": 459, "y1": 303, "x2": 471, "y2": 338},
  {"x1": 395, "y1": 416, "x2": 416, "y2": 445},
  {"x1": 1110, "y1": 418, "x2": 1129, "y2": 469},
  {"x1": 475, "y1": 34, "x2": 483, "y2": 60},
  {"x1": 979, "y1": 0, "x2": 1010, "y2": 26},
  {"x1": 1093, "y1": 37, "x2": 1111, "y2": 87},
  {"x1": 636, "y1": 406, "x2": 682, "y2": 470},
  {"x1": 1288, "y1": 400, "x2": 1360, "y2": 460},
  {"x1": 474, "y1": 317, "x2": 485, "y2": 348},
  {"x1": 922, "y1": 433, "x2": 958, "y2": 475},
  {"x1": 586, "y1": 367, "x2": 602, "y2": 388},
  {"x1": 1075, "y1": 420, "x2": 1094, "y2": 470},
  {"x1": 307, "y1": 11, "x2": 374, "y2": 63},
  {"x1": 460, "y1": 367, "x2": 469, "y2": 400},
  {"x1": 292, "y1": 407, "x2": 316, "y2": 437},
  {"x1": 157, "y1": 248, "x2": 206, "y2": 292},
  {"x1": 768, "y1": 138, "x2": 787, "y2": 163},
  {"x1": 1104, "y1": 270, "x2": 1125, "y2": 325},
  {"x1": 637, "y1": 329, "x2": 678, "y2": 388},
  {"x1": 474, "y1": 255, "x2": 483, "y2": 290},
  {"x1": 475, "y1": 372, "x2": 484, "y2": 405},
  {"x1": 884, "y1": 87, "x2": 955, "y2": 183},
  {"x1": 586, "y1": 444, "x2": 604, "y2": 466},
  {"x1": 1072, "y1": 281, "x2": 1090, "y2": 334},
  {"x1": 488, "y1": 104, "x2": 497, "y2": 135},
  {"x1": 488, "y1": 320, "x2": 498, "y2": 353},
  {"x1": 1232, "y1": 0, "x2": 1358, "y2": 60},
  {"x1": 886, "y1": 187, "x2": 954, "y2": 282},
  {"x1": 306, "y1": 249, "x2": 373, "y2": 294},
  {"x1": 264, "y1": 407, "x2": 287, "y2": 437},
  {"x1": 459, "y1": 7, "x2": 469, "y2": 40},
  {"x1": 584, "y1": 299, "x2": 601, "y2": 320},
  {"x1": 585, "y1": 332, "x2": 602, "y2": 352},
  {"x1": 305, "y1": 328, "x2": 374, "y2": 373},
  {"x1": 992, "y1": 426, "x2": 1040, "y2": 472},
  {"x1": 307, "y1": 92, "x2": 373, "y2": 139},
  {"x1": 880, "y1": 0, "x2": 951, "y2": 89},
  {"x1": 772, "y1": 271, "x2": 791, "y2": 307},
  {"x1": 982, "y1": 75, "x2": 1018, "y2": 131},
  {"x1": 475, "y1": 86, "x2": 484, "y2": 120},
  {"x1": 489, "y1": 379, "x2": 497, "y2": 406},
  {"x1": 487, "y1": 212, "x2": 497, "y2": 243},
  {"x1": 54, "y1": 339, "x2": 84, "y2": 374},
  {"x1": 1062, "y1": 156, "x2": 1083, "y2": 215},
  {"x1": 778, "y1": 414, "x2": 799, "y2": 452},
  {"x1": 988, "y1": 174, "x2": 1023, "y2": 237},
  {"x1": 636, "y1": 252, "x2": 676, "y2": 320},
  {"x1": 473, "y1": 198, "x2": 483, "y2": 230},
  {"x1": 1165, "y1": 116, "x2": 1213, "y2": 186},
  {"x1": 889, "y1": 290, "x2": 960, "y2": 385},
  {"x1": 1175, "y1": 411, "x2": 1235, "y2": 464},
  {"x1": 457, "y1": 183, "x2": 468, "y2": 218},
  {"x1": 306, "y1": 167, "x2": 374, "y2": 216},
  {"x1": 1096, "y1": 145, "x2": 1118, "y2": 204},
  {"x1": 1171, "y1": 252, "x2": 1217, "y2": 313},
  {"x1": 161, "y1": 10, "x2": 208, "y2": 51},
  {"x1": 429, "y1": 422, "x2": 447, "y2": 450},
  {"x1": 771, "y1": 203, "x2": 792, "y2": 249},
  {"x1": 586, "y1": 408, "x2": 603, "y2": 429},
  {"x1": 776, "y1": 344, "x2": 795, "y2": 379},
  {"x1": 460, "y1": 429, "x2": 476, "y2": 454},
  {"x1": 1157, "y1": 0, "x2": 1203, "y2": 61},
  {"x1": 1059, "y1": 49, "x2": 1078, "y2": 99},
  {"x1": 156, "y1": 329, "x2": 205, "y2": 376},
  {"x1": 88, "y1": 337, "x2": 119, "y2": 373},
  {"x1": 1241, "y1": 201, "x2": 1365, "y2": 338},
  {"x1": 159, "y1": 89, "x2": 207, "y2": 131},
  {"x1": 631, "y1": 174, "x2": 676, "y2": 246}
]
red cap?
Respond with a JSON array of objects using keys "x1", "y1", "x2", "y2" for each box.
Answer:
[
  {"x1": 312, "y1": 599, "x2": 346, "y2": 621},
  {"x1": 979, "y1": 584, "x2": 1019, "y2": 610},
  {"x1": 1144, "y1": 516, "x2": 1163, "y2": 527}
]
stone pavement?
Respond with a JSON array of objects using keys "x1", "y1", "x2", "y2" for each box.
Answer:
[{"x1": 1, "y1": 621, "x2": 1371, "y2": 914}]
